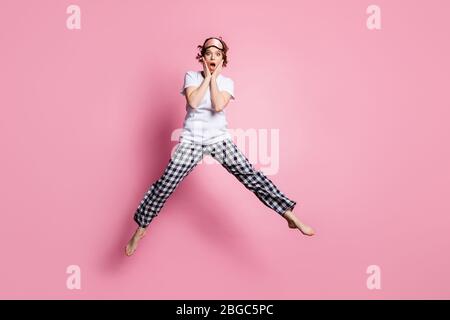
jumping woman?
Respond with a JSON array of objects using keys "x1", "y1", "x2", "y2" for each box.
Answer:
[{"x1": 125, "y1": 36, "x2": 315, "y2": 256}]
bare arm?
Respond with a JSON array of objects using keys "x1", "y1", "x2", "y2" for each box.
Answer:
[
  {"x1": 185, "y1": 75, "x2": 211, "y2": 109},
  {"x1": 210, "y1": 77, "x2": 232, "y2": 112}
]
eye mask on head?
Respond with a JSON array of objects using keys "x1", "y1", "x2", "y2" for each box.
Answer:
[{"x1": 203, "y1": 38, "x2": 224, "y2": 51}]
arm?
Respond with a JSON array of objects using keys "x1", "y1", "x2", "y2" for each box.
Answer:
[
  {"x1": 210, "y1": 77, "x2": 232, "y2": 112},
  {"x1": 185, "y1": 75, "x2": 211, "y2": 109}
]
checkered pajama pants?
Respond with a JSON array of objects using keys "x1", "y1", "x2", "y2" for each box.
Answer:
[{"x1": 133, "y1": 137, "x2": 297, "y2": 228}]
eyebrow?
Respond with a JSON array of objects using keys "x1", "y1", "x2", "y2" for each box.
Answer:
[{"x1": 206, "y1": 50, "x2": 222, "y2": 53}]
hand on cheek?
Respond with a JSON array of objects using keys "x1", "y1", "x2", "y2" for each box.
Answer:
[
  {"x1": 202, "y1": 58, "x2": 211, "y2": 78},
  {"x1": 212, "y1": 60, "x2": 223, "y2": 79}
]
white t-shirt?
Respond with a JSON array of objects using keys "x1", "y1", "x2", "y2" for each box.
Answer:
[{"x1": 179, "y1": 70, "x2": 235, "y2": 145}]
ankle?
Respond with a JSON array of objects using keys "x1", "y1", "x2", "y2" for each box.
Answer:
[
  {"x1": 283, "y1": 210, "x2": 294, "y2": 218},
  {"x1": 135, "y1": 227, "x2": 146, "y2": 236}
]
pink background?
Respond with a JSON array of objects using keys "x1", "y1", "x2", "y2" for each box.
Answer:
[{"x1": 1, "y1": 0, "x2": 449, "y2": 299}]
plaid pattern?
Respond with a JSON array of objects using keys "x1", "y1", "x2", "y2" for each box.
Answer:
[{"x1": 133, "y1": 138, "x2": 297, "y2": 228}]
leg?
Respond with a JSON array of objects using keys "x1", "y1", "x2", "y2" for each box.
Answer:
[
  {"x1": 134, "y1": 141, "x2": 203, "y2": 227},
  {"x1": 126, "y1": 142, "x2": 203, "y2": 256},
  {"x1": 209, "y1": 138, "x2": 314, "y2": 236}
]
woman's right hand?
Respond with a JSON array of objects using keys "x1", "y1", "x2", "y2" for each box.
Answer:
[{"x1": 201, "y1": 58, "x2": 212, "y2": 80}]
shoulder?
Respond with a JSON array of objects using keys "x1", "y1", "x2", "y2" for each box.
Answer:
[
  {"x1": 184, "y1": 71, "x2": 203, "y2": 84},
  {"x1": 185, "y1": 70, "x2": 200, "y2": 77},
  {"x1": 220, "y1": 73, "x2": 232, "y2": 81},
  {"x1": 221, "y1": 75, "x2": 234, "y2": 86}
]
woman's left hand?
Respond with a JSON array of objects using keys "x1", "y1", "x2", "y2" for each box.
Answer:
[{"x1": 211, "y1": 60, "x2": 223, "y2": 80}]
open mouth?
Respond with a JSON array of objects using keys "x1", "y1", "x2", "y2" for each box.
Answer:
[{"x1": 210, "y1": 62, "x2": 216, "y2": 67}]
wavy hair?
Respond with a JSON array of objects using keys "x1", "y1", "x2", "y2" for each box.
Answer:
[{"x1": 195, "y1": 36, "x2": 229, "y2": 67}]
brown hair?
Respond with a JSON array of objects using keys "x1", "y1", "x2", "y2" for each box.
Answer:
[{"x1": 195, "y1": 36, "x2": 229, "y2": 67}]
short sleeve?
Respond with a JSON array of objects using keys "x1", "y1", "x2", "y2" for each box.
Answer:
[
  {"x1": 180, "y1": 71, "x2": 200, "y2": 96},
  {"x1": 221, "y1": 78, "x2": 235, "y2": 100}
]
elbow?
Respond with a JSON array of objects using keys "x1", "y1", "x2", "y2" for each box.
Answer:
[
  {"x1": 213, "y1": 97, "x2": 229, "y2": 112},
  {"x1": 187, "y1": 98, "x2": 199, "y2": 109},
  {"x1": 213, "y1": 101, "x2": 225, "y2": 112},
  {"x1": 214, "y1": 105, "x2": 224, "y2": 112}
]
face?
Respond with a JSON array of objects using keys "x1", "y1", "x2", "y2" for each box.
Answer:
[{"x1": 203, "y1": 46, "x2": 224, "y2": 73}]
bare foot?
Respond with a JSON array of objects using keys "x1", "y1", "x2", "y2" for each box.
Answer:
[
  {"x1": 283, "y1": 210, "x2": 315, "y2": 236},
  {"x1": 125, "y1": 227, "x2": 147, "y2": 256}
]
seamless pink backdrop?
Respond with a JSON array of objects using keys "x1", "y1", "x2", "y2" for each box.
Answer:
[{"x1": 0, "y1": 0, "x2": 449, "y2": 299}]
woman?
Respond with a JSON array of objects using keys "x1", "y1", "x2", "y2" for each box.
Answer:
[{"x1": 125, "y1": 37, "x2": 315, "y2": 256}]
